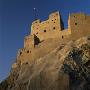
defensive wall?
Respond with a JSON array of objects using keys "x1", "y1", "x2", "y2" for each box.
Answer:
[
  {"x1": 12, "y1": 11, "x2": 90, "y2": 67},
  {"x1": 68, "y1": 13, "x2": 90, "y2": 40},
  {"x1": 30, "y1": 11, "x2": 71, "y2": 41}
]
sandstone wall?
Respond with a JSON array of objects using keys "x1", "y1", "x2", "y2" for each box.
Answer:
[
  {"x1": 24, "y1": 35, "x2": 34, "y2": 49},
  {"x1": 69, "y1": 13, "x2": 90, "y2": 40},
  {"x1": 31, "y1": 11, "x2": 64, "y2": 41},
  {"x1": 17, "y1": 48, "x2": 33, "y2": 65},
  {"x1": 17, "y1": 35, "x2": 72, "y2": 65},
  {"x1": 16, "y1": 12, "x2": 90, "y2": 65}
]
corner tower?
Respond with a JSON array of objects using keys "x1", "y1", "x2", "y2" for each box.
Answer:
[
  {"x1": 68, "y1": 13, "x2": 90, "y2": 40},
  {"x1": 31, "y1": 11, "x2": 64, "y2": 41}
]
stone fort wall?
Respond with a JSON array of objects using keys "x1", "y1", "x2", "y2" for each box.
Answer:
[
  {"x1": 31, "y1": 11, "x2": 65, "y2": 41},
  {"x1": 24, "y1": 11, "x2": 71, "y2": 49},
  {"x1": 12, "y1": 11, "x2": 90, "y2": 67},
  {"x1": 69, "y1": 13, "x2": 90, "y2": 40}
]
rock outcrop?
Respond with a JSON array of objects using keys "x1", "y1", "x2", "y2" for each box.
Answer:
[{"x1": 0, "y1": 36, "x2": 90, "y2": 90}]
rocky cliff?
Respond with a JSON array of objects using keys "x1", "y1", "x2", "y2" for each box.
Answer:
[{"x1": 0, "y1": 36, "x2": 90, "y2": 90}]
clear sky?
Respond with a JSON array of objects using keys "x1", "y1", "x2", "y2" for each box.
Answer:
[{"x1": 0, "y1": 0, "x2": 90, "y2": 81}]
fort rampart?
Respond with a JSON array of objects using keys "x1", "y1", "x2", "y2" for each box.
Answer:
[{"x1": 12, "y1": 11, "x2": 90, "y2": 67}]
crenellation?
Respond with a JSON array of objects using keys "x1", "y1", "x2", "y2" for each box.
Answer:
[
  {"x1": 31, "y1": 19, "x2": 41, "y2": 35},
  {"x1": 31, "y1": 11, "x2": 64, "y2": 41},
  {"x1": 49, "y1": 11, "x2": 59, "y2": 18}
]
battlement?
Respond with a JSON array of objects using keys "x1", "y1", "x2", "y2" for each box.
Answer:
[
  {"x1": 25, "y1": 11, "x2": 90, "y2": 49},
  {"x1": 31, "y1": 11, "x2": 64, "y2": 40}
]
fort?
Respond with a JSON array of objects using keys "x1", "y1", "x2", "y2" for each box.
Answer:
[{"x1": 12, "y1": 11, "x2": 90, "y2": 68}]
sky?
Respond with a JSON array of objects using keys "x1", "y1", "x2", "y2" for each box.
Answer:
[{"x1": 0, "y1": 0, "x2": 90, "y2": 82}]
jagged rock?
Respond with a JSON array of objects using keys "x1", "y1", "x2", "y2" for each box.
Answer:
[{"x1": 0, "y1": 36, "x2": 90, "y2": 90}]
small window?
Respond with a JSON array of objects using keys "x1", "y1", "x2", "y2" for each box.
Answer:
[
  {"x1": 44, "y1": 30, "x2": 46, "y2": 32},
  {"x1": 27, "y1": 50, "x2": 29, "y2": 53},
  {"x1": 74, "y1": 16, "x2": 77, "y2": 18},
  {"x1": 62, "y1": 36, "x2": 64, "y2": 39},
  {"x1": 20, "y1": 52, "x2": 22, "y2": 55},
  {"x1": 53, "y1": 27, "x2": 55, "y2": 30},
  {"x1": 52, "y1": 20, "x2": 53, "y2": 21},
  {"x1": 55, "y1": 19, "x2": 56, "y2": 20},
  {"x1": 75, "y1": 23, "x2": 77, "y2": 25},
  {"x1": 54, "y1": 22, "x2": 55, "y2": 23},
  {"x1": 26, "y1": 62, "x2": 28, "y2": 64}
]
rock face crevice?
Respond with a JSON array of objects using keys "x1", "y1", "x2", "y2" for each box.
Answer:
[
  {"x1": 62, "y1": 44, "x2": 90, "y2": 90},
  {"x1": 0, "y1": 36, "x2": 90, "y2": 90}
]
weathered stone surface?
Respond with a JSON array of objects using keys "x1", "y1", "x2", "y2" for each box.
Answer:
[
  {"x1": 17, "y1": 12, "x2": 90, "y2": 66},
  {"x1": 0, "y1": 36, "x2": 90, "y2": 90}
]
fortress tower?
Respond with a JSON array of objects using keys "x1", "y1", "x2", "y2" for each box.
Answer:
[
  {"x1": 24, "y1": 11, "x2": 66, "y2": 50},
  {"x1": 24, "y1": 11, "x2": 90, "y2": 50},
  {"x1": 69, "y1": 13, "x2": 90, "y2": 39},
  {"x1": 31, "y1": 11, "x2": 64, "y2": 41},
  {"x1": 14, "y1": 11, "x2": 90, "y2": 66}
]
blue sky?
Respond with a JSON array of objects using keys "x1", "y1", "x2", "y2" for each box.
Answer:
[{"x1": 0, "y1": 0, "x2": 90, "y2": 81}]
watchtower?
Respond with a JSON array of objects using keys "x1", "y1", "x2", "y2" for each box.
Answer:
[
  {"x1": 68, "y1": 13, "x2": 90, "y2": 39},
  {"x1": 31, "y1": 11, "x2": 64, "y2": 41}
]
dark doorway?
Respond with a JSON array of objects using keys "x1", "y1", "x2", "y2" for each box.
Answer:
[{"x1": 34, "y1": 35, "x2": 40, "y2": 45}]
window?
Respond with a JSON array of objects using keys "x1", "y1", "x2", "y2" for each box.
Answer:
[
  {"x1": 44, "y1": 30, "x2": 46, "y2": 32},
  {"x1": 62, "y1": 36, "x2": 64, "y2": 39},
  {"x1": 75, "y1": 23, "x2": 77, "y2": 25},
  {"x1": 26, "y1": 62, "x2": 28, "y2": 64},
  {"x1": 20, "y1": 52, "x2": 22, "y2": 55},
  {"x1": 54, "y1": 22, "x2": 55, "y2": 23},
  {"x1": 52, "y1": 20, "x2": 53, "y2": 21},
  {"x1": 74, "y1": 16, "x2": 77, "y2": 18},
  {"x1": 53, "y1": 27, "x2": 55, "y2": 30},
  {"x1": 27, "y1": 50, "x2": 29, "y2": 53}
]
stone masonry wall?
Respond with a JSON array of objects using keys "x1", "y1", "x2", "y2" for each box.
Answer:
[
  {"x1": 13, "y1": 12, "x2": 90, "y2": 67},
  {"x1": 69, "y1": 13, "x2": 90, "y2": 40},
  {"x1": 24, "y1": 35, "x2": 35, "y2": 49},
  {"x1": 31, "y1": 11, "x2": 64, "y2": 41}
]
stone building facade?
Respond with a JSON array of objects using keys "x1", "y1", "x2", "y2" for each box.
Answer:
[{"x1": 12, "y1": 11, "x2": 90, "y2": 68}]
